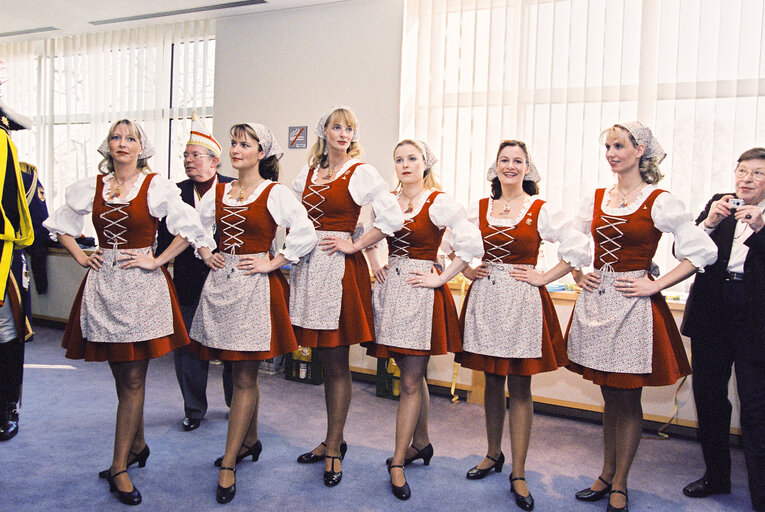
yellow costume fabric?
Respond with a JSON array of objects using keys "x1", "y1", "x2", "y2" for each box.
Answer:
[{"x1": 0, "y1": 130, "x2": 34, "y2": 304}]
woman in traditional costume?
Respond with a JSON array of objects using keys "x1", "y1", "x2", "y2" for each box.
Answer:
[
  {"x1": 566, "y1": 122, "x2": 717, "y2": 512},
  {"x1": 457, "y1": 140, "x2": 590, "y2": 511},
  {"x1": 290, "y1": 106, "x2": 404, "y2": 487},
  {"x1": 365, "y1": 139, "x2": 483, "y2": 500},
  {"x1": 44, "y1": 119, "x2": 214, "y2": 506},
  {"x1": 192, "y1": 122, "x2": 316, "y2": 504}
]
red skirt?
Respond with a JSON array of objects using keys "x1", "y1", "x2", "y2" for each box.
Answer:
[
  {"x1": 564, "y1": 293, "x2": 691, "y2": 388},
  {"x1": 189, "y1": 271, "x2": 298, "y2": 361},
  {"x1": 365, "y1": 281, "x2": 461, "y2": 358},
  {"x1": 61, "y1": 268, "x2": 189, "y2": 362},
  {"x1": 455, "y1": 284, "x2": 567, "y2": 376},
  {"x1": 293, "y1": 251, "x2": 374, "y2": 349}
]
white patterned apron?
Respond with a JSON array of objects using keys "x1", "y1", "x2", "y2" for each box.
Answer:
[
  {"x1": 372, "y1": 256, "x2": 435, "y2": 351},
  {"x1": 80, "y1": 246, "x2": 173, "y2": 343},
  {"x1": 567, "y1": 269, "x2": 654, "y2": 374},
  {"x1": 462, "y1": 263, "x2": 544, "y2": 358},
  {"x1": 289, "y1": 230, "x2": 349, "y2": 330},
  {"x1": 190, "y1": 252, "x2": 272, "y2": 352}
]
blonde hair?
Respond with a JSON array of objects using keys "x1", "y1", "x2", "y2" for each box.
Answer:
[
  {"x1": 393, "y1": 139, "x2": 442, "y2": 191},
  {"x1": 600, "y1": 125, "x2": 663, "y2": 184},
  {"x1": 308, "y1": 108, "x2": 362, "y2": 169},
  {"x1": 98, "y1": 119, "x2": 152, "y2": 175}
]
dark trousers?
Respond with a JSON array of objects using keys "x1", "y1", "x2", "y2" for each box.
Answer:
[
  {"x1": 691, "y1": 280, "x2": 765, "y2": 510},
  {"x1": 0, "y1": 337, "x2": 23, "y2": 405},
  {"x1": 174, "y1": 303, "x2": 232, "y2": 419}
]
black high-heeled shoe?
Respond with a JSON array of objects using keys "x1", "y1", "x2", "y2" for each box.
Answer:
[
  {"x1": 575, "y1": 476, "x2": 612, "y2": 501},
  {"x1": 510, "y1": 474, "x2": 534, "y2": 511},
  {"x1": 214, "y1": 439, "x2": 262, "y2": 467},
  {"x1": 606, "y1": 489, "x2": 629, "y2": 512},
  {"x1": 384, "y1": 443, "x2": 434, "y2": 467},
  {"x1": 466, "y1": 452, "x2": 505, "y2": 480},
  {"x1": 388, "y1": 464, "x2": 411, "y2": 501},
  {"x1": 216, "y1": 467, "x2": 236, "y2": 504},
  {"x1": 99, "y1": 445, "x2": 150, "y2": 479},
  {"x1": 297, "y1": 441, "x2": 347, "y2": 463},
  {"x1": 323, "y1": 455, "x2": 343, "y2": 487},
  {"x1": 106, "y1": 469, "x2": 142, "y2": 506}
]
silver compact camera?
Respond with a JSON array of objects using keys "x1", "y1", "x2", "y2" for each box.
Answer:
[{"x1": 728, "y1": 198, "x2": 745, "y2": 209}]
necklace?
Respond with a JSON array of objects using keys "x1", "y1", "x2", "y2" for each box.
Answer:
[
  {"x1": 400, "y1": 187, "x2": 425, "y2": 214},
  {"x1": 322, "y1": 161, "x2": 346, "y2": 180},
  {"x1": 498, "y1": 191, "x2": 526, "y2": 215},
  {"x1": 235, "y1": 179, "x2": 263, "y2": 202},
  {"x1": 110, "y1": 172, "x2": 139, "y2": 200},
  {"x1": 615, "y1": 182, "x2": 645, "y2": 207}
]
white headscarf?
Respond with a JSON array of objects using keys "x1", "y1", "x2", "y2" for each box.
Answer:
[
  {"x1": 617, "y1": 121, "x2": 666, "y2": 164},
  {"x1": 97, "y1": 120, "x2": 155, "y2": 160},
  {"x1": 314, "y1": 105, "x2": 360, "y2": 142},
  {"x1": 242, "y1": 122, "x2": 283, "y2": 159},
  {"x1": 410, "y1": 139, "x2": 438, "y2": 170}
]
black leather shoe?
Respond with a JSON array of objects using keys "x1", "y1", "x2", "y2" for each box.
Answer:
[
  {"x1": 0, "y1": 403, "x2": 19, "y2": 441},
  {"x1": 107, "y1": 469, "x2": 142, "y2": 506},
  {"x1": 466, "y1": 452, "x2": 505, "y2": 480},
  {"x1": 324, "y1": 455, "x2": 343, "y2": 487},
  {"x1": 682, "y1": 476, "x2": 731, "y2": 498},
  {"x1": 215, "y1": 439, "x2": 262, "y2": 467},
  {"x1": 216, "y1": 467, "x2": 236, "y2": 504},
  {"x1": 389, "y1": 464, "x2": 411, "y2": 500},
  {"x1": 606, "y1": 489, "x2": 629, "y2": 512},
  {"x1": 510, "y1": 475, "x2": 534, "y2": 511},
  {"x1": 99, "y1": 445, "x2": 150, "y2": 479},
  {"x1": 575, "y1": 476, "x2": 612, "y2": 501},
  {"x1": 385, "y1": 443, "x2": 434, "y2": 467},
  {"x1": 297, "y1": 441, "x2": 347, "y2": 464},
  {"x1": 182, "y1": 416, "x2": 201, "y2": 431}
]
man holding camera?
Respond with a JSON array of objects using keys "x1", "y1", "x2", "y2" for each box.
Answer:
[{"x1": 681, "y1": 147, "x2": 765, "y2": 511}]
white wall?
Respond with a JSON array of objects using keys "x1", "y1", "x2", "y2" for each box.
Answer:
[{"x1": 213, "y1": 0, "x2": 405, "y2": 188}]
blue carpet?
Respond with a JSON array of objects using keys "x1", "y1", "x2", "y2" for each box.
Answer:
[{"x1": 1, "y1": 326, "x2": 751, "y2": 511}]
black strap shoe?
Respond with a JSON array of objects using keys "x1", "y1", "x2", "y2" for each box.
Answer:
[
  {"x1": 389, "y1": 464, "x2": 411, "y2": 500},
  {"x1": 385, "y1": 443, "x2": 434, "y2": 467},
  {"x1": 106, "y1": 469, "x2": 142, "y2": 506},
  {"x1": 323, "y1": 455, "x2": 343, "y2": 487},
  {"x1": 215, "y1": 439, "x2": 262, "y2": 467},
  {"x1": 510, "y1": 475, "x2": 534, "y2": 511},
  {"x1": 606, "y1": 489, "x2": 629, "y2": 512},
  {"x1": 216, "y1": 467, "x2": 236, "y2": 504},
  {"x1": 297, "y1": 441, "x2": 347, "y2": 463},
  {"x1": 99, "y1": 444, "x2": 150, "y2": 479},
  {"x1": 575, "y1": 475, "x2": 612, "y2": 501},
  {"x1": 682, "y1": 476, "x2": 731, "y2": 498},
  {"x1": 466, "y1": 452, "x2": 505, "y2": 480}
]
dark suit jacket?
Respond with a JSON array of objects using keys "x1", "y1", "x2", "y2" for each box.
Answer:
[
  {"x1": 156, "y1": 174, "x2": 234, "y2": 306},
  {"x1": 681, "y1": 193, "x2": 765, "y2": 360}
]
